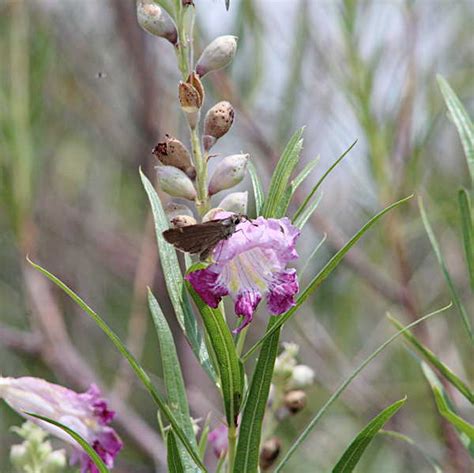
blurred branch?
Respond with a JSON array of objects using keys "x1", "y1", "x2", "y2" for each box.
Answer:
[{"x1": 0, "y1": 325, "x2": 42, "y2": 355}]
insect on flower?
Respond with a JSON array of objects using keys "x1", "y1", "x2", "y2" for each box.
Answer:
[{"x1": 162, "y1": 213, "x2": 248, "y2": 261}]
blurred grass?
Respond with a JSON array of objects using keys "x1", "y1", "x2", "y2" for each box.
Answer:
[{"x1": 1, "y1": 0, "x2": 473, "y2": 471}]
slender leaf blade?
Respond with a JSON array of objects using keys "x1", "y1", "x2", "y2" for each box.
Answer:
[
  {"x1": 274, "y1": 304, "x2": 452, "y2": 471},
  {"x1": 437, "y1": 75, "x2": 474, "y2": 184},
  {"x1": 247, "y1": 161, "x2": 264, "y2": 216},
  {"x1": 243, "y1": 195, "x2": 413, "y2": 362},
  {"x1": 294, "y1": 191, "x2": 323, "y2": 229},
  {"x1": 387, "y1": 313, "x2": 473, "y2": 403},
  {"x1": 458, "y1": 188, "x2": 474, "y2": 290},
  {"x1": 419, "y1": 197, "x2": 473, "y2": 342},
  {"x1": 168, "y1": 431, "x2": 186, "y2": 473},
  {"x1": 148, "y1": 290, "x2": 199, "y2": 472},
  {"x1": 262, "y1": 128, "x2": 304, "y2": 218},
  {"x1": 26, "y1": 413, "x2": 109, "y2": 473},
  {"x1": 140, "y1": 169, "x2": 216, "y2": 381},
  {"x1": 28, "y1": 259, "x2": 206, "y2": 472},
  {"x1": 332, "y1": 397, "x2": 406, "y2": 473},
  {"x1": 186, "y1": 279, "x2": 243, "y2": 428}
]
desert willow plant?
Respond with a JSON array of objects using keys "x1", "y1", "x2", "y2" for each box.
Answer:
[{"x1": 0, "y1": 1, "x2": 452, "y2": 472}]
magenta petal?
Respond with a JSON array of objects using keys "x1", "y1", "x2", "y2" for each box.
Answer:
[
  {"x1": 267, "y1": 269, "x2": 299, "y2": 315},
  {"x1": 185, "y1": 268, "x2": 229, "y2": 308},
  {"x1": 208, "y1": 424, "x2": 228, "y2": 458},
  {"x1": 233, "y1": 290, "x2": 262, "y2": 333}
]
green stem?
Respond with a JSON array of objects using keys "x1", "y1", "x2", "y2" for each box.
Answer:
[
  {"x1": 191, "y1": 128, "x2": 210, "y2": 215},
  {"x1": 235, "y1": 326, "x2": 248, "y2": 357},
  {"x1": 227, "y1": 424, "x2": 237, "y2": 473}
]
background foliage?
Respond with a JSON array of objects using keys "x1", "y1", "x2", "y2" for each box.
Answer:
[{"x1": 0, "y1": 0, "x2": 473, "y2": 471}]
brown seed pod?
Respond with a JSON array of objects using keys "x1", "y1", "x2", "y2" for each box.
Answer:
[
  {"x1": 171, "y1": 215, "x2": 197, "y2": 228},
  {"x1": 284, "y1": 389, "x2": 307, "y2": 414},
  {"x1": 259, "y1": 437, "x2": 282, "y2": 470},
  {"x1": 203, "y1": 101, "x2": 235, "y2": 151},
  {"x1": 152, "y1": 135, "x2": 196, "y2": 179}
]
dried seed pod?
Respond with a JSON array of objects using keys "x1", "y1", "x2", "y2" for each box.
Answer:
[
  {"x1": 137, "y1": 1, "x2": 178, "y2": 45},
  {"x1": 203, "y1": 101, "x2": 235, "y2": 151},
  {"x1": 218, "y1": 191, "x2": 248, "y2": 214},
  {"x1": 165, "y1": 202, "x2": 194, "y2": 220},
  {"x1": 196, "y1": 35, "x2": 238, "y2": 77},
  {"x1": 283, "y1": 389, "x2": 307, "y2": 414},
  {"x1": 171, "y1": 215, "x2": 197, "y2": 227},
  {"x1": 152, "y1": 135, "x2": 196, "y2": 179},
  {"x1": 178, "y1": 73, "x2": 204, "y2": 113},
  {"x1": 208, "y1": 154, "x2": 249, "y2": 196},
  {"x1": 156, "y1": 165, "x2": 197, "y2": 200},
  {"x1": 202, "y1": 207, "x2": 225, "y2": 222},
  {"x1": 259, "y1": 437, "x2": 282, "y2": 470}
]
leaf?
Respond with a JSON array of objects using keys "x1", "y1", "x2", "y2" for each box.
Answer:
[
  {"x1": 422, "y1": 362, "x2": 474, "y2": 442},
  {"x1": 247, "y1": 161, "x2": 264, "y2": 216},
  {"x1": 332, "y1": 397, "x2": 406, "y2": 472},
  {"x1": 293, "y1": 191, "x2": 323, "y2": 229},
  {"x1": 458, "y1": 188, "x2": 474, "y2": 291},
  {"x1": 299, "y1": 233, "x2": 327, "y2": 279},
  {"x1": 148, "y1": 290, "x2": 199, "y2": 472},
  {"x1": 293, "y1": 140, "x2": 357, "y2": 223},
  {"x1": 262, "y1": 128, "x2": 305, "y2": 218},
  {"x1": 28, "y1": 259, "x2": 207, "y2": 472},
  {"x1": 140, "y1": 169, "x2": 217, "y2": 381},
  {"x1": 419, "y1": 196, "x2": 473, "y2": 342},
  {"x1": 387, "y1": 313, "x2": 474, "y2": 403},
  {"x1": 273, "y1": 303, "x2": 452, "y2": 472},
  {"x1": 233, "y1": 320, "x2": 281, "y2": 473},
  {"x1": 243, "y1": 195, "x2": 413, "y2": 362},
  {"x1": 26, "y1": 413, "x2": 109, "y2": 473},
  {"x1": 186, "y1": 278, "x2": 243, "y2": 428},
  {"x1": 168, "y1": 431, "x2": 185, "y2": 473},
  {"x1": 437, "y1": 75, "x2": 474, "y2": 184},
  {"x1": 274, "y1": 156, "x2": 320, "y2": 218},
  {"x1": 198, "y1": 415, "x2": 211, "y2": 460}
]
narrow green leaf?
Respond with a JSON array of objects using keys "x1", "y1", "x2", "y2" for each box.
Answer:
[
  {"x1": 198, "y1": 415, "x2": 211, "y2": 460},
  {"x1": 168, "y1": 431, "x2": 185, "y2": 473},
  {"x1": 28, "y1": 259, "x2": 207, "y2": 472},
  {"x1": 379, "y1": 431, "x2": 443, "y2": 472},
  {"x1": 422, "y1": 362, "x2": 474, "y2": 441},
  {"x1": 293, "y1": 191, "x2": 323, "y2": 229},
  {"x1": 274, "y1": 156, "x2": 320, "y2": 218},
  {"x1": 26, "y1": 413, "x2": 109, "y2": 473},
  {"x1": 148, "y1": 290, "x2": 199, "y2": 472},
  {"x1": 233, "y1": 320, "x2": 281, "y2": 473},
  {"x1": 247, "y1": 161, "x2": 264, "y2": 216},
  {"x1": 387, "y1": 313, "x2": 474, "y2": 403},
  {"x1": 243, "y1": 195, "x2": 413, "y2": 362},
  {"x1": 419, "y1": 197, "x2": 473, "y2": 342},
  {"x1": 300, "y1": 233, "x2": 327, "y2": 279},
  {"x1": 140, "y1": 169, "x2": 217, "y2": 381},
  {"x1": 437, "y1": 75, "x2": 474, "y2": 184},
  {"x1": 262, "y1": 128, "x2": 305, "y2": 218},
  {"x1": 186, "y1": 279, "x2": 243, "y2": 428},
  {"x1": 293, "y1": 140, "x2": 357, "y2": 223},
  {"x1": 332, "y1": 397, "x2": 406, "y2": 472},
  {"x1": 274, "y1": 303, "x2": 452, "y2": 472},
  {"x1": 458, "y1": 188, "x2": 474, "y2": 290}
]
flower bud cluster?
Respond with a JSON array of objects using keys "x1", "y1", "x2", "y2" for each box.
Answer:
[{"x1": 10, "y1": 422, "x2": 66, "y2": 473}]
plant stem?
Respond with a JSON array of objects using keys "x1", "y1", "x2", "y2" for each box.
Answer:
[
  {"x1": 191, "y1": 127, "x2": 210, "y2": 216},
  {"x1": 227, "y1": 424, "x2": 237, "y2": 473}
]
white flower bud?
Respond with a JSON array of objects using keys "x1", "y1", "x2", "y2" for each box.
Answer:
[
  {"x1": 203, "y1": 101, "x2": 235, "y2": 151},
  {"x1": 171, "y1": 215, "x2": 197, "y2": 227},
  {"x1": 10, "y1": 444, "x2": 28, "y2": 468},
  {"x1": 156, "y1": 165, "x2": 197, "y2": 200},
  {"x1": 165, "y1": 202, "x2": 194, "y2": 220},
  {"x1": 44, "y1": 450, "x2": 67, "y2": 473},
  {"x1": 208, "y1": 154, "x2": 249, "y2": 196},
  {"x1": 137, "y1": 1, "x2": 178, "y2": 44},
  {"x1": 290, "y1": 365, "x2": 315, "y2": 389},
  {"x1": 202, "y1": 207, "x2": 225, "y2": 222},
  {"x1": 218, "y1": 191, "x2": 248, "y2": 214},
  {"x1": 152, "y1": 135, "x2": 196, "y2": 179},
  {"x1": 196, "y1": 36, "x2": 238, "y2": 77}
]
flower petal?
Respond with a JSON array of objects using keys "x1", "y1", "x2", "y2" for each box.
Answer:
[
  {"x1": 185, "y1": 267, "x2": 229, "y2": 308},
  {"x1": 266, "y1": 269, "x2": 299, "y2": 315},
  {"x1": 233, "y1": 289, "x2": 262, "y2": 333}
]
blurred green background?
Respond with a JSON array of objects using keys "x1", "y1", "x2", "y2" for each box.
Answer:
[{"x1": 0, "y1": 0, "x2": 473, "y2": 471}]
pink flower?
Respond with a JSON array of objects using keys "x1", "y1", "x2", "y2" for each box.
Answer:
[
  {"x1": 0, "y1": 377, "x2": 122, "y2": 473},
  {"x1": 186, "y1": 213, "x2": 300, "y2": 333},
  {"x1": 208, "y1": 423, "x2": 228, "y2": 458}
]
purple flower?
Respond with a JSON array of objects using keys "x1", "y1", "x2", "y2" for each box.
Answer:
[
  {"x1": 186, "y1": 213, "x2": 300, "y2": 333},
  {"x1": 208, "y1": 423, "x2": 228, "y2": 458},
  {"x1": 0, "y1": 377, "x2": 122, "y2": 473}
]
